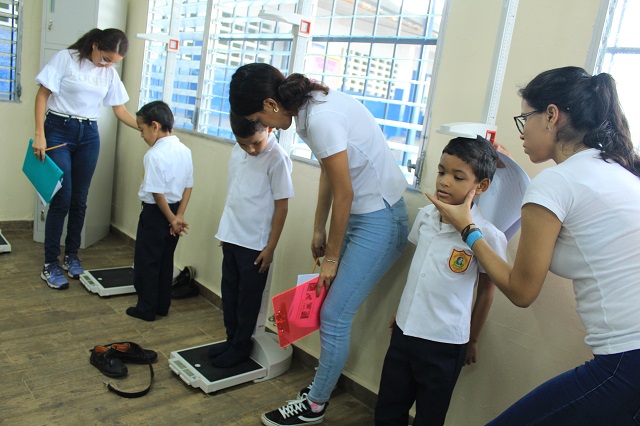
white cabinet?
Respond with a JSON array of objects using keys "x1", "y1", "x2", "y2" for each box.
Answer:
[{"x1": 34, "y1": 0, "x2": 128, "y2": 248}]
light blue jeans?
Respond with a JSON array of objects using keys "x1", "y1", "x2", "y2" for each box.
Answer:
[{"x1": 308, "y1": 197, "x2": 409, "y2": 404}]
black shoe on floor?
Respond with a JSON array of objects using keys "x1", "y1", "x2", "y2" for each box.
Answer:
[
  {"x1": 126, "y1": 307, "x2": 155, "y2": 322},
  {"x1": 261, "y1": 395, "x2": 326, "y2": 426},
  {"x1": 90, "y1": 346, "x2": 128, "y2": 378},
  {"x1": 106, "y1": 342, "x2": 157, "y2": 363}
]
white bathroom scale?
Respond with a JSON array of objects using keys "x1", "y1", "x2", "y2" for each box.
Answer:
[
  {"x1": 0, "y1": 229, "x2": 10, "y2": 253},
  {"x1": 168, "y1": 333, "x2": 292, "y2": 394},
  {"x1": 168, "y1": 266, "x2": 293, "y2": 393},
  {"x1": 79, "y1": 266, "x2": 135, "y2": 297}
]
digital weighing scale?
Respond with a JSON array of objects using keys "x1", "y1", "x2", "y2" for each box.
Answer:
[
  {"x1": 169, "y1": 268, "x2": 293, "y2": 393},
  {"x1": 79, "y1": 266, "x2": 135, "y2": 297},
  {"x1": 0, "y1": 229, "x2": 10, "y2": 253}
]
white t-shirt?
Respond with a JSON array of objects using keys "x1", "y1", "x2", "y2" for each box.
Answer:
[
  {"x1": 522, "y1": 149, "x2": 640, "y2": 355},
  {"x1": 396, "y1": 204, "x2": 507, "y2": 344},
  {"x1": 36, "y1": 49, "x2": 129, "y2": 119},
  {"x1": 138, "y1": 135, "x2": 194, "y2": 204},
  {"x1": 216, "y1": 134, "x2": 294, "y2": 251},
  {"x1": 295, "y1": 90, "x2": 407, "y2": 214}
]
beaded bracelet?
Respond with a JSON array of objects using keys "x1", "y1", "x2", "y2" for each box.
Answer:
[
  {"x1": 465, "y1": 229, "x2": 484, "y2": 249},
  {"x1": 461, "y1": 223, "x2": 475, "y2": 241},
  {"x1": 324, "y1": 258, "x2": 338, "y2": 264}
]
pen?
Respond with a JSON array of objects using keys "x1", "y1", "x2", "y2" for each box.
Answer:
[
  {"x1": 312, "y1": 257, "x2": 320, "y2": 273},
  {"x1": 44, "y1": 143, "x2": 67, "y2": 151}
]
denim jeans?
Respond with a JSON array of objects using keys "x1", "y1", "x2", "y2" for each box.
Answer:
[
  {"x1": 44, "y1": 113, "x2": 100, "y2": 263},
  {"x1": 308, "y1": 197, "x2": 409, "y2": 403},
  {"x1": 487, "y1": 349, "x2": 640, "y2": 425}
]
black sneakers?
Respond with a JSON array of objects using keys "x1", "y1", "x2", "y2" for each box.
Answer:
[{"x1": 261, "y1": 395, "x2": 327, "y2": 426}]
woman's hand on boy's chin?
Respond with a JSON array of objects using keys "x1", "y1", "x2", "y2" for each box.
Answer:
[{"x1": 424, "y1": 190, "x2": 475, "y2": 233}]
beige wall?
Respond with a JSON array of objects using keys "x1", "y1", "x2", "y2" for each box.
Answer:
[{"x1": 2, "y1": 0, "x2": 604, "y2": 424}]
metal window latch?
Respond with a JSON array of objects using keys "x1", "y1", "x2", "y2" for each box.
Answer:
[{"x1": 407, "y1": 153, "x2": 424, "y2": 185}]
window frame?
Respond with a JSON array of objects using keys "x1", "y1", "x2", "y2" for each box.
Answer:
[{"x1": 0, "y1": 0, "x2": 22, "y2": 102}]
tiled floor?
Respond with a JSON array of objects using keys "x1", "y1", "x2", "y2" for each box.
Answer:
[{"x1": 0, "y1": 224, "x2": 375, "y2": 425}]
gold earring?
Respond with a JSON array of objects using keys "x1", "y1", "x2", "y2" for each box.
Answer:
[{"x1": 273, "y1": 107, "x2": 279, "y2": 113}]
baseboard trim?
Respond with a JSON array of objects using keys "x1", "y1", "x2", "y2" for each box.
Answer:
[{"x1": 0, "y1": 220, "x2": 32, "y2": 230}]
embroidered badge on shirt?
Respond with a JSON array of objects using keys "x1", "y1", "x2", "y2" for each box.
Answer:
[{"x1": 448, "y1": 249, "x2": 472, "y2": 273}]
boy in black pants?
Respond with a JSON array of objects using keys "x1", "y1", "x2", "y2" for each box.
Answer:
[{"x1": 127, "y1": 101, "x2": 193, "y2": 322}]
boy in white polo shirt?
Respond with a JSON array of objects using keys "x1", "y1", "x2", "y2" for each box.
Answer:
[
  {"x1": 211, "y1": 112, "x2": 294, "y2": 368},
  {"x1": 127, "y1": 101, "x2": 194, "y2": 322},
  {"x1": 375, "y1": 137, "x2": 507, "y2": 426}
]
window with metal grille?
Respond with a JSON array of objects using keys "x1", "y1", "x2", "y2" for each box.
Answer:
[
  {"x1": 596, "y1": 0, "x2": 640, "y2": 145},
  {"x1": 140, "y1": 0, "x2": 447, "y2": 185},
  {"x1": 0, "y1": 0, "x2": 21, "y2": 102}
]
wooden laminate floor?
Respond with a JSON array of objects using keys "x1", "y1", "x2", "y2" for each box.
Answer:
[{"x1": 0, "y1": 225, "x2": 375, "y2": 425}]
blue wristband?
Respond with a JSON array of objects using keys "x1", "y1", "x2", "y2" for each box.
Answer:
[{"x1": 465, "y1": 229, "x2": 484, "y2": 248}]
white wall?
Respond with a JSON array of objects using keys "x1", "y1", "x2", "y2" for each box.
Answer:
[{"x1": 2, "y1": 0, "x2": 603, "y2": 424}]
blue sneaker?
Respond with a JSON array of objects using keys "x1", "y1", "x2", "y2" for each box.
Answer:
[
  {"x1": 41, "y1": 263, "x2": 69, "y2": 289},
  {"x1": 62, "y1": 255, "x2": 83, "y2": 279}
]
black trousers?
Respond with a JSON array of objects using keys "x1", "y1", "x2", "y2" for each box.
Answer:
[
  {"x1": 375, "y1": 323, "x2": 467, "y2": 426},
  {"x1": 220, "y1": 243, "x2": 269, "y2": 354},
  {"x1": 133, "y1": 202, "x2": 180, "y2": 318}
]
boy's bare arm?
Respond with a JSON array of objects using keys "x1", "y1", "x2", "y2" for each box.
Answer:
[
  {"x1": 255, "y1": 198, "x2": 289, "y2": 273},
  {"x1": 465, "y1": 273, "x2": 495, "y2": 365}
]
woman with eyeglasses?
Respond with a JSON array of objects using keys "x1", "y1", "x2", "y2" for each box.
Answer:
[
  {"x1": 34, "y1": 28, "x2": 139, "y2": 290},
  {"x1": 427, "y1": 66, "x2": 640, "y2": 425}
]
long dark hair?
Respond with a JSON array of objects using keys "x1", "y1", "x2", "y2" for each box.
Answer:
[
  {"x1": 229, "y1": 63, "x2": 328, "y2": 116},
  {"x1": 69, "y1": 28, "x2": 129, "y2": 61},
  {"x1": 519, "y1": 66, "x2": 639, "y2": 177}
]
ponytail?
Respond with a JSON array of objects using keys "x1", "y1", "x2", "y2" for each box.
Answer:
[
  {"x1": 519, "y1": 66, "x2": 639, "y2": 177},
  {"x1": 69, "y1": 28, "x2": 129, "y2": 61}
]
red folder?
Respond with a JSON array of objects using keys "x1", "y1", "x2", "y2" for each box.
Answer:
[{"x1": 272, "y1": 274, "x2": 327, "y2": 348}]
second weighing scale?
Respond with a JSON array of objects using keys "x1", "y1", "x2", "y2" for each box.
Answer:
[{"x1": 168, "y1": 268, "x2": 293, "y2": 393}]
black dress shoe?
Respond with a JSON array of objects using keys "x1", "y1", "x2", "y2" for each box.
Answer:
[
  {"x1": 104, "y1": 342, "x2": 158, "y2": 363},
  {"x1": 90, "y1": 346, "x2": 128, "y2": 377},
  {"x1": 126, "y1": 307, "x2": 155, "y2": 322}
]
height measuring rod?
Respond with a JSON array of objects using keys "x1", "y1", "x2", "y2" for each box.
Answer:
[{"x1": 482, "y1": 0, "x2": 519, "y2": 126}]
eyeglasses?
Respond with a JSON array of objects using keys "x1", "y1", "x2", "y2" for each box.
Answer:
[
  {"x1": 98, "y1": 51, "x2": 118, "y2": 67},
  {"x1": 513, "y1": 110, "x2": 541, "y2": 135}
]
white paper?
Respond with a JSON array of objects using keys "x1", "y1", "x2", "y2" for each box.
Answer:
[{"x1": 476, "y1": 151, "x2": 530, "y2": 240}]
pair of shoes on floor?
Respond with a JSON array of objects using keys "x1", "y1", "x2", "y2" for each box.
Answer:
[
  {"x1": 62, "y1": 255, "x2": 83, "y2": 279},
  {"x1": 89, "y1": 342, "x2": 158, "y2": 377},
  {"x1": 261, "y1": 394, "x2": 327, "y2": 426},
  {"x1": 41, "y1": 262, "x2": 69, "y2": 290},
  {"x1": 172, "y1": 266, "x2": 198, "y2": 299}
]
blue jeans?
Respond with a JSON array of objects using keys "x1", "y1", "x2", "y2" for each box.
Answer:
[
  {"x1": 487, "y1": 349, "x2": 640, "y2": 425},
  {"x1": 44, "y1": 113, "x2": 100, "y2": 263},
  {"x1": 308, "y1": 197, "x2": 409, "y2": 403}
]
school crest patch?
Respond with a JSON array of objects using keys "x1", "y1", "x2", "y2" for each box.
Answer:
[{"x1": 449, "y1": 249, "x2": 472, "y2": 273}]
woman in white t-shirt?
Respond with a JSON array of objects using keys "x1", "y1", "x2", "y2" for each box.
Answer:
[
  {"x1": 34, "y1": 28, "x2": 138, "y2": 290},
  {"x1": 230, "y1": 63, "x2": 409, "y2": 426},
  {"x1": 428, "y1": 66, "x2": 640, "y2": 425}
]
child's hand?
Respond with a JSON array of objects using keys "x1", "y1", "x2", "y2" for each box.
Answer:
[
  {"x1": 170, "y1": 216, "x2": 189, "y2": 237},
  {"x1": 254, "y1": 247, "x2": 274, "y2": 273},
  {"x1": 311, "y1": 229, "x2": 327, "y2": 259},
  {"x1": 464, "y1": 341, "x2": 479, "y2": 365}
]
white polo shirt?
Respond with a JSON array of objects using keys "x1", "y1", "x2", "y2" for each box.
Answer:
[
  {"x1": 295, "y1": 90, "x2": 407, "y2": 215},
  {"x1": 36, "y1": 49, "x2": 129, "y2": 119},
  {"x1": 216, "y1": 134, "x2": 294, "y2": 251},
  {"x1": 396, "y1": 204, "x2": 507, "y2": 344},
  {"x1": 523, "y1": 149, "x2": 640, "y2": 355},
  {"x1": 138, "y1": 135, "x2": 194, "y2": 204}
]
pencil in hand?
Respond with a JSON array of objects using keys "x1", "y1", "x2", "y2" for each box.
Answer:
[{"x1": 44, "y1": 143, "x2": 67, "y2": 152}]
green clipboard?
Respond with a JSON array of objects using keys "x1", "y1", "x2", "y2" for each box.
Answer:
[{"x1": 22, "y1": 139, "x2": 64, "y2": 205}]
